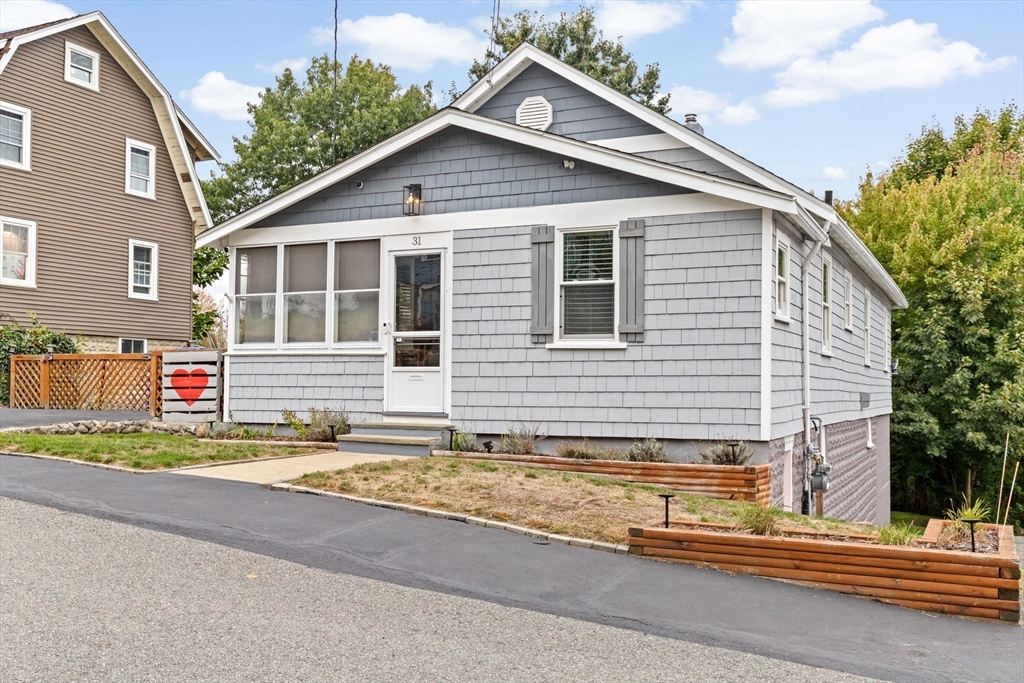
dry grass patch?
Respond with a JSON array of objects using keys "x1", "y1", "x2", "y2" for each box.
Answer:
[{"x1": 293, "y1": 457, "x2": 877, "y2": 544}]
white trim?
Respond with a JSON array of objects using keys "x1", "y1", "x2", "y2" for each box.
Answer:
[
  {"x1": 0, "y1": 101, "x2": 31, "y2": 171},
  {"x1": 0, "y1": 215, "x2": 37, "y2": 288},
  {"x1": 844, "y1": 272, "x2": 854, "y2": 330},
  {"x1": 592, "y1": 133, "x2": 683, "y2": 154},
  {"x1": 885, "y1": 308, "x2": 891, "y2": 373},
  {"x1": 866, "y1": 418, "x2": 875, "y2": 449},
  {"x1": 173, "y1": 102, "x2": 220, "y2": 162},
  {"x1": 127, "y1": 239, "x2": 158, "y2": 301},
  {"x1": 863, "y1": 287, "x2": 872, "y2": 367},
  {"x1": 775, "y1": 230, "x2": 791, "y2": 322},
  {"x1": 821, "y1": 253, "x2": 833, "y2": 355},
  {"x1": 782, "y1": 434, "x2": 795, "y2": 512},
  {"x1": 64, "y1": 41, "x2": 99, "y2": 91},
  {"x1": 118, "y1": 337, "x2": 147, "y2": 353},
  {"x1": 125, "y1": 138, "x2": 156, "y2": 199},
  {"x1": 553, "y1": 225, "x2": 619, "y2": 344},
  {"x1": 760, "y1": 209, "x2": 773, "y2": 441}
]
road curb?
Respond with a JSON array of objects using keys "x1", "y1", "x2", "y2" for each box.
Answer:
[
  {"x1": 265, "y1": 482, "x2": 631, "y2": 555},
  {"x1": 0, "y1": 448, "x2": 335, "y2": 475}
]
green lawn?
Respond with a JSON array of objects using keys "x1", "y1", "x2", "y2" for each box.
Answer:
[
  {"x1": 0, "y1": 433, "x2": 323, "y2": 470},
  {"x1": 890, "y1": 510, "x2": 933, "y2": 530}
]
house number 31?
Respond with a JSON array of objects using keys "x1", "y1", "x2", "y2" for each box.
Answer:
[{"x1": 412, "y1": 236, "x2": 422, "y2": 246}]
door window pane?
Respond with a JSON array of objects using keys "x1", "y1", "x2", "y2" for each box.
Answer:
[
  {"x1": 235, "y1": 295, "x2": 276, "y2": 344},
  {"x1": 394, "y1": 338, "x2": 440, "y2": 367},
  {"x1": 336, "y1": 290, "x2": 379, "y2": 342},
  {"x1": 236, "y1": 247, "x2": 277, "y2": 294},
  {"x1": 394, "y1": 253, "x2": 441, "y2": 332}
]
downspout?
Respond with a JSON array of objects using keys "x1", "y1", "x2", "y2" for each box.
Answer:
[{"x1": 800, "y1": 211, "x2": 831, "y2": 512}]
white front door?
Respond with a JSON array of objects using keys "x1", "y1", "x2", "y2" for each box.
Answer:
[{"x1": 385, "y1": 249, "x2": 445, "y2": 414}]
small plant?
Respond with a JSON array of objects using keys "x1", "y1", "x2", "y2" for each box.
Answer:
[
  {"x1": 942, "y1": 494, "x2": 992, "y2": 544},
  {"x1": 698, "y1": 440, "x2": 753, "y2": 466},
  {"x1": 450, "y1": 430, "x2": 478, "y2": 452},
  {"x1": 500, "y1": 423, "x2": 541, "y2": 455},
  {"x1": 281, "y1": 407, "x2": 349, "y2": 442},
  {"x1": 554, "y1": 438, "x2": 625, "y2": 460},
  {"x1": 877, "y1": 522, "x2": 918, "y2": 546},
  {"x1": 229, "y1": 423, "x2": 276, "y2": 439},
  {"x1": 737, "y1": 504, "x2": 780, "y2": 536},
  {"x1": 627, "y1": 437, "x2": 668, "y2": 463}
]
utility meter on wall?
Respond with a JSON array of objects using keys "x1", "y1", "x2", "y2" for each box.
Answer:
[{"x1": 811, "y1": 462, "x2": 832, "y2": 492}]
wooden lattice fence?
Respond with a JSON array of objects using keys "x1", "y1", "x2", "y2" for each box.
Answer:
[{"x1": 9, "y1": 352, "x2": 165, "y2": 415}]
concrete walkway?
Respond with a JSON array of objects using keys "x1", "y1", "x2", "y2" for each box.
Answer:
[
  {"x1": 0, "y1": 408, "x2": 150, "y2": 430},
  {"x1": 175, "y1": 450, "x2": 411, "y2": 484}
]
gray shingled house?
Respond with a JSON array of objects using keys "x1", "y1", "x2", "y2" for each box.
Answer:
[{"x1": 197, "y1": 45, "x2": 906, "y2": 525}]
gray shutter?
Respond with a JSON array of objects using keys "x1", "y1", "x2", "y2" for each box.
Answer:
[
  {"x1": 618, "y1": 219, "x2": 645, "y2": 343},
  {"x1": 530, "y1": 225, "x2": 554, "y2": 343}
]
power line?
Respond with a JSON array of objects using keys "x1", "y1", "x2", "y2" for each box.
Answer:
[{"x1": 332, "y1": 0, "x2": 338, "y2": 165}]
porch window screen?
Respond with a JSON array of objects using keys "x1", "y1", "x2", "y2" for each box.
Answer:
[
  {"x1": 561, "y1": 230, "x2": 614, "y2": 338},
  {"x1": 283, "y1": 243, "x2": 327, "y2": 344},
  {"x1": 334, "y1": 239, "x2": 380, "y2": 343},
  {"x1": 235, "y1": 246, "x2": 277, "y2": 345}
]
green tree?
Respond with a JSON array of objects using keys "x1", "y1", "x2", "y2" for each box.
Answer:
[
  {"x1": 191, "y1": 246, "x2": 229, "y2": 343},
  {"x1": 463, "y1": 6, "x2": 670, "y2": 114},
  {"x1": 202, "y1": 55, "x2": 435, "y2": 223},
  {"x1": 839, "y1": 106, "x2": 1024, "y2": 528}
]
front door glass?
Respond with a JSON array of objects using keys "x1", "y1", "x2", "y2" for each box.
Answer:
[{"x1": 394, "y1": 253, "x2": 441, "y2": 368}]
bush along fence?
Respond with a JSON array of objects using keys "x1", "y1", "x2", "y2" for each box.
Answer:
[
  {"x1": 627, "y1": 519, "x2": 1021, "y2": 624},
  {"x1": 432, "y1": 451, "x2": 772, "y2": 506}
]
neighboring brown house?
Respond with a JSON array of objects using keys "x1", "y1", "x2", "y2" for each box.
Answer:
[{"x1": 0, "y1": 12, "x2": 217, "y2": 352}]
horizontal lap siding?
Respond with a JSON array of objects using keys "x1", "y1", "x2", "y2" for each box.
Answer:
[
  {"x1": 474, "y1": 63, "x2": 660, "y2": 142},
  {"x1": 450, "y1": 210, "x2": 764, "y2": 440},
  {"x1": 252, "y1": 128, "x2": 687, "y2": 228},
  {"x1": 227, "y1": 355, "x2": 384, "y2": 425},
  {"x1": 0, "y1": 26, "x2": 193, "y2": 340}
]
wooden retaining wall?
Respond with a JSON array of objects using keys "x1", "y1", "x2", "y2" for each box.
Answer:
[
  {"x1": 433, "y1": 451, "x2": 771, "y2": 506},
  {"x1": 627, "y1": 520, "x2": 1021, "y2": 624}
]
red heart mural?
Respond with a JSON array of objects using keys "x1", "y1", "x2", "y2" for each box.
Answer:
[{"x1": 170, "y1": 368, "x2": 209, "y2": 406}]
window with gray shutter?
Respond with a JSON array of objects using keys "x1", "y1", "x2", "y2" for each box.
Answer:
[
  {"x1": 530, "y1": 225, "x2": 554, "y2": 343},
  {"x1": 619, "y1": 219, "x2": 645, "y2": 343}
]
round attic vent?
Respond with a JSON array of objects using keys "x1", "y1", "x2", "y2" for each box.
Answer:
[{"x1": 515, "y1": 96, "x2": 553, "y2": 131}]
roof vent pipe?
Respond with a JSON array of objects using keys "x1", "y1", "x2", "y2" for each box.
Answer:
[
  {"x1": 683, "y1": 113, "x2": 704, "y2": 136},
  {"x1": 824, "y1": 190, "x2": 833, "y2": 206}
]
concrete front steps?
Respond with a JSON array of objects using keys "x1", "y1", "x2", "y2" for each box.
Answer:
[{"x1": 336, "y1": 422, "x2": 453, "y2": 457}]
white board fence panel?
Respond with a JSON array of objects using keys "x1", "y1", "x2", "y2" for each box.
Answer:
[{"x1": 161, "y1": 350, "x2": 222, "y2": 423}]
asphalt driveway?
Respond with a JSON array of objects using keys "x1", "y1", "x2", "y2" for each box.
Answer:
[{"x1": 0, "y1": 407, "x2": 150, "y2": 429}]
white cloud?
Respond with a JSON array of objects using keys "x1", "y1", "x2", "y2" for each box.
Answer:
[
  {"x1": 256, "y1": 57, "x2": 309, "y2": 75},
  {"x1": 764, "y1": 19, "x2": 1014, "y2": 107},
  {"x1": 179, "y1": 72, "x2": 262, "y2": 121},
  {"x1": 595, "y1": 1, "x2": 693, "y2": 42},
  {"x1": 0, "y1": 0, "x2": 75, "y2": 32},
  {"x1": 313, "y1": 13, "x2": 487, "y2": 72},
  {"x1": 719, "y1": 0, "x2": 884, "y2": 70},
  {"x1": 822, "y1": 166, "x2": 850, "y2": 181},
  {"x1": 669, "y1": 85, "x2": 760, "y2": 127}
]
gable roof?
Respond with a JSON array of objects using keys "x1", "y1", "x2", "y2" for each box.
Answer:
[{"x1": 0, "y1": 12, "x2": 218, "y2": 232}]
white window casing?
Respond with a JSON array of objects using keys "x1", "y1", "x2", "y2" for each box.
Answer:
[
  {"x1": 119, "y1": 338, "x2": 147, "y2": 353},
  {"x1": 125, "y1": 139, "x2": 156, "y2": 199},
  {"x1": 821, "y1": 254, "x2": 832, "y2": 355},
  {"x1": 0, "y1": 101, "x2": 31, "y2": 171},
  {"x1": 65, "y1": 41, "x2": 100, "y2": 91},
  {"x1": 128, "y1": 239, "x2": 158, "y2": 301},
  {"x1": 551, "y1": 226, "x2": 623, "y2": 349},
  {"x1": 863, "y1": 287, "x2": 872, "y2": 366},
  {"x1": 866, "y1": 418, "x2": 875, "y2": 449},
  {"x1": 844, "y1": 272, "x2": 854, "y2": 330},
  {"x1": 1, "y1": 216, "x2": 37, "y2": 288},
  {"x1": 515, "y1": 96, "x2": 553, "y2": 131},
  {"x1": 885, "y1": 308, "x2": 891, "y2": 373},
  {"x1": 775, "y1": 231, "x2": 791, "y2": 322}
]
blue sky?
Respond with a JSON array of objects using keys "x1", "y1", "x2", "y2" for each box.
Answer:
[{"x1": 4, "y1": 0, "x2": 1022, "y2": 200}]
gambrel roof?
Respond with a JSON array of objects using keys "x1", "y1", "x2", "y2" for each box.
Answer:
[{"x1": 0, "y1": 12, "x2": 218, "y2": 232}]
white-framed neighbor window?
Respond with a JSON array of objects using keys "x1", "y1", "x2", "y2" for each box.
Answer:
[
  {"x1": 119, "y1": 338, "x2": 146, "y2": 353},
  {"x1": 866, "y1": 418, "x2": 875, "y2": 449},
  {"x1": 65, "y1": 41, "x2": 99, "y2": 90},
  {"x1": 863, "y1": 287, "x2": 872, "y2": 366},
  {"x1": 125, "y1": 139, "x2": 156, "y2": 199},
  {"x1": 128, "y1": 239, "x2": 158, "y2": 300},
  {"x1": 0, "y1": 101, "x2": 31, "y2": 171},
  {"x1": 1, "y1": 216, "x2": 37, "y2": 287},
  {"x1": 844, "y1": 273, "x2": 854, "y2": 330},
  {"x1": 775, "y1": 231, "x2": 791, "y2": 321},
  {"x1": 557, "y1": 227, "x2": 617, "y2": 341},
  {"x1": 821, "y1": 254, "x2": 833, "y2": 355}
]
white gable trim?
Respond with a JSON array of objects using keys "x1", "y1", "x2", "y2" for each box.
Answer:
[
  {"x1": 592, "y1": 133, "x2": 682, "y2": 154},
  {"x1": 0, "y1": 12, "x2": 215, "y2": 231}
]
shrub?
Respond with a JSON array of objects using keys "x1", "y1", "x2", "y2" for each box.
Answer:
[
  {"x1": 627, "y1": 437, "x2": 668, "y2": 463},
  {"x1": 877, "y1": 522, "x2": 918, "y2": 546},
  {"x1": 554, "y1": 438, "x2": 625, "y2": 461},
  {"x1": 0, "y1": 313, "x2": 79, "y2": 405},
  {"x1": 450, "y1": 430, "x2": 478, "y2": 452},
  {"x1": 698, "y1": 440, "x2": 753, "y2": 466},
  {"x1": 737, "y1": 505, "x2": 780, "y2": 536},
  {"x1": 281, "y1": 407, "x2": 350, "y2": 442},
  {"x1": 500, "y1": 423, "x2": 540, "y2": 455},
  {"x1": 942, "y1": 494, "x2": 993, "y2": 543}
]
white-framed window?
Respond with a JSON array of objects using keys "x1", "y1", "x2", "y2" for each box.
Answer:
[
  {"x1": 844, "y1": 273, "x2": 854, "y2": 330},
  {"x1": 866, "y1": 418, "x2": 875, "y2": 449},
  {"x1": 821, "y1": 255, "x2": 832, "y2": 355},
  {"x1": 0, "y1": 101, "x2": 31, "y2": 171},
  {"x1": 234, "y1": 246, "x2": 278, "y2": 345},
  {"x1": 283, "y1": 242, "x2": 328, "y2": 345},
  {"x1": 119, "y1": 338, "x2": 146, "y2": 353},
  {"x1": 1, "y1": 216, "x2": 37, "y2": 287},
  {"x1": 128, "y1": 239, "x2": 158, "y2": 300},
  {"x1": 557, "y1": 227, "x2": 617, "y2": 341},
  {"x1": 863, "y1": 287, "x2": 872, "y2": 366},
  {"x1": 65, "y1": 42, "x2": 99, "y2": 90},
  {"x1": 125, "y1": 139, "x2": 156, "y2": 199},
  {"x1": 775, "y1": 231, "x2": 791, "y2": 321},
  {"x1": 334, "y1": 239, "x2": 381, "y2": 344}
]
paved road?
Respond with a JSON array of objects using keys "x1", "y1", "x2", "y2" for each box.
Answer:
[
  {"x1": 2, "y1": 455, "x2": 1021, "y2": 682},
  {"x1": 1, "y1": 497, "x2": 873, "y2": 683},
  {"x1": 0, "y1": 408, "x2": 149, "y2": 429}
]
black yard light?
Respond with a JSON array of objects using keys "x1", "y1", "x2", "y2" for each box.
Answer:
[
  {"x1": 659, "y1": 493, "x2": 675, "y2": 528},
  {"x1": 445, "y1": 426, "x2": 457, "y2": 450},
  {"x1": 483, "y1": 440, "x2": 494, "y2": 454},
  {"x1": 727, "y1": 442, "x2": 739, "y2": 463},
  {"x1": 962, "y1": 518, "x2": 982, "y2": 552},
  {"x1": 403, "y1": 184, "x2": 422, "y2": 216}
]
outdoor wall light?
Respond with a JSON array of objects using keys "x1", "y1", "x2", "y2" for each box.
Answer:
[{"x1": 403, "y1": 183, "x2": 422, "y2": 216}]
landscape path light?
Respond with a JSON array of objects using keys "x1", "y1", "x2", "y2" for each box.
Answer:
[
  {"x1": 659, "y1": 493, "x2": 675, "y2": 528},
  {"x1": 962, "y1": 518, "x2": 981, "y2": 553}
]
